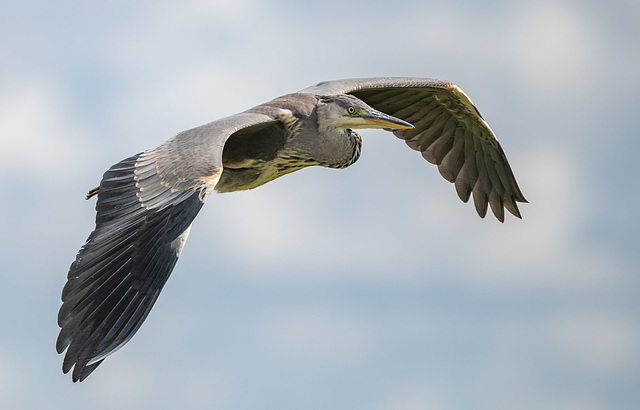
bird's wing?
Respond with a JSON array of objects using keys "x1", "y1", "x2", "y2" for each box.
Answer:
[
  {"x1": 300, "y1": 78, "x2": 526, "y2": 221},
  {"x1": 57, "y1": 112, "x2": 276, "y2": 382}
]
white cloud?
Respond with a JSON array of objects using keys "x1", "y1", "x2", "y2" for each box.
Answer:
[
  {"x1": 381, "y1": 382, "x2": 451, "y2": 410},
  {"x1": 0, "y1": 82, "x2": 93, "y2": 179},
  {"x1": 260, "y1": 308, "x2": 375, "y2": 368},
  {"x1": 0, "y1": 350, "x2": 23, "y2": 405},
  {"x1": 86, "y1": 356, "x2": 157, "y2": 406},
  {"x1": 507, "y1": 2, "x2": 601, "y2": 93},
  {"x1": 532, "y1": 397, "x2": 607, "y2": 410},
  {"x1": 545, "y1": 311, "x2": 640, "y2": 376},
  {"x1": 404, "y1": 146, "x2": 616, "y2": 289}
]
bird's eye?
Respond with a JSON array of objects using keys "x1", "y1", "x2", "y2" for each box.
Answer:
[{"x1": 348, "y1": 106, "x2": 356, "y2": 114}]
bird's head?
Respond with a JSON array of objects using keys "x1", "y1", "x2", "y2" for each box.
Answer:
[{"x1": 318, "y1": 94, "x2": 414, "y2": 131}]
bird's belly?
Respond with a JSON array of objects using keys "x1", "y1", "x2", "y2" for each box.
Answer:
[{"x1": 215, "y1": 160, "x2": 310, "y2": 193}]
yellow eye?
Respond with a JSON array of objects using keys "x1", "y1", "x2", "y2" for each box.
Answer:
[{"x1": 348, "y1": 106, "x2": 356, "y2": 114}]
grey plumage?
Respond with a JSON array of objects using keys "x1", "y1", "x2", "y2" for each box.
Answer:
[{"x1": 57, "y1": 77, "x2": 526, "y2": 382}]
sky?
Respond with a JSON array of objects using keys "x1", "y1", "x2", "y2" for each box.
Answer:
[{"x1": 1, "y1": 0, "x2": 639, "y2": 409}]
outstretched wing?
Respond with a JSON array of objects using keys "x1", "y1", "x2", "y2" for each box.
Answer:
[
  {"x1": 301, "y1": 78, "x2": 527, "y2": 222},
  {"x1": 57, "y1": 112, "x2": 276, "y2": 382}
]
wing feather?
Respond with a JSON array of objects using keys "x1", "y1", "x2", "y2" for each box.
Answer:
[
  {"x1": 462, "y1": 127, "x2": 480, "y2": 201},
  {"x1": 427, "y1": 115, "x2": 458, "y2": 165},
  {"x1": 439, "y1": 124, "x2": 466, "y2": 183},
  {"x1": 58, "y1": 112, "x2": 276, "y2": 381}
]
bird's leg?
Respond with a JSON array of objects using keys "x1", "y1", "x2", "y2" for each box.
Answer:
[{"x1": 86, "y1": 186, "x2": 100, "y2": 200}]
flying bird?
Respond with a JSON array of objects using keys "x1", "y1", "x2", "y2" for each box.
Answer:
[{"x1": 57, "y1": 77, "x2": 526, "y2": 382}]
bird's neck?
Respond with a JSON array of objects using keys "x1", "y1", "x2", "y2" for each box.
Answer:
[{"x1": 318, "y1": 127, "x2": 362, "y2": 169}]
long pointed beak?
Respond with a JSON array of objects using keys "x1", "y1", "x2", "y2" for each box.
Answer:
[{"x1": 362, "y1": 109, "x2": 414, "y2": 130}]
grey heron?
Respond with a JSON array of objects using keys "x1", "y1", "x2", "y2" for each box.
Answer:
[{"x1": 57, "y1": 77, "x2": 526, "y2": 382}]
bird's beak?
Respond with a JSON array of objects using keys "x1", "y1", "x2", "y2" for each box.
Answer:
[{"x1": 362, "y1": 109, "x2": 414, "y2": 130}]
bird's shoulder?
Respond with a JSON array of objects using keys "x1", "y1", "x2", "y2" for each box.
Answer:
[{"x1": 246, "y1": 93, "x2": 319, "y2": 121}]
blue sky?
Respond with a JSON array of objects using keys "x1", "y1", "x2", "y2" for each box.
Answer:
[{"x1": 1, "y1": 0, "x2": 639, "y2": 409}]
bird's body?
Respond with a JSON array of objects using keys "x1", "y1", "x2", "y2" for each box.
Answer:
[
  {"x1": 216, "y1": 93, "x2": 363, "y2": 192},
  {"x1": 57, "y1": 77, "x2": 527, "y2": 382}
]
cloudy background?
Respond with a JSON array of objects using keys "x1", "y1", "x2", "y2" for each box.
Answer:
[{"x1": 1, "y1": 0, "x2": 639, "y2": 409}]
